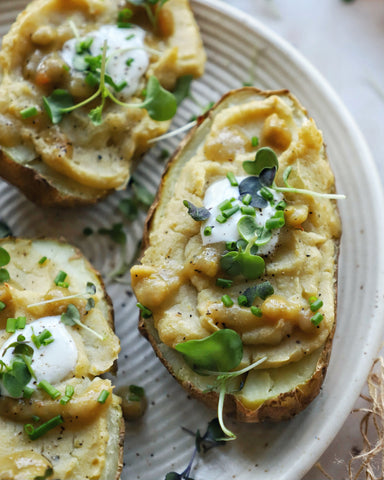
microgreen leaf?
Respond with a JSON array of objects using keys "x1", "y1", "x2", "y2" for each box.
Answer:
[
  {"x1": 61, "y1": 304, "x2": 104, "y2": 340},
  {"x1": 220, "y1": 250, "x2": 265, "y2": 280},
  {"x1": 195, "y1": 418, "x2": 226, "y2": 453},
  {"x1": 238, "y1": 177, "x2": 268, "y2": 208},
  {"x1": 173, "y1": 75, "x2": 194, "y2": 105},
  {"x1": 242, "y1": 281, "x2": 274, "y2": 306},
  {"x1": 175, "y1": 329, "x2": 243, "y2": 374},
  {"x1": 2, "y1": 357, "x2": 32, "y2": 398},
  {"x1": 237, "y1": 217, "x2": 272, "y2": 246},
  {"x1": 140, "y1": 76, "x2": 177, "y2": 121},
  {"x1": 43, "y1": 89, "x2": 74, "y2": 124},
  {"x1": 183, "y1": 200, "x2": 210, "y2": 221},
  {"x1": 242, "y1": 147, "x2": 279, "y2": 176},
  {"x1": 0, "y1": 247, "x2": 10, "y2": 267}
]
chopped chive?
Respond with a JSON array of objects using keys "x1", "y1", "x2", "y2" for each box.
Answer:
[
  {"x1": 32, "y1": 329, "x2": 53, "y2": 349},
  {"x1": 60, "y1": 385, "x2": 75, "y2": 405},
  {"x1": 38, "y1": 380, "x2": 61, "y2": 400},
  {"x1": 38, "y1": 256, "x2": 47, "y2": 265},
  {"x1": 216, "y1": 278, "x2": 233, "y2": 288},
  {"x1": 276, "y1": 200, "x2": 287, "y2": 211},
  {"x1": 240, "y1": 205, "x2": 255, "y2": 216},
  {"x1": 226, "y1": 172, "x2": 238, "y2": 187},
  {"x1": 16, "y1": 317, "x2": 26, "y2": 329},
  {"x1": 259, "y1": 187, "x2": 274, "y2": 202},
  {"x1": 126, "y1": 58, "x2": 134, "y2": 66},
  {"x1": 24, "y1": 415, "x2": 64, "y2": 440},
  {"x1": 117, "y1": 8, "x2": 133, "y2": 28},
  {"x1": 137, "y1": 302, "x2": 152, "y2": 318},
  {"x1": 221, "y1": 295, "x2": 234, "y2": 307},
  {"x1": 309, "y1": 298, "x2": 323, "y2": 312},
  {"x1": 126, "y1": 34, "x2": 135, "y2": 40},
  {"x1": 31, "y1": 415, "x2": 40, "y2": 423},
  {"x1": 238, "y1": 295, "x2": 248, "y2": 307},
  {"x1": 54, "y1": 271, "x2": 67, "y2": 286},
  {"x1": 251, "y1": 136, "x2": 259, "y2": 147},
  {"x1": 85, "y1": 72, "x2": 99, "y2": 87},
  {"x1": 57, "y1": 281, "x2": 69, "y2": 288},
  {"x1": 6, "y1": 316, "x2": 26, "y2": 333},
  {"x1": 204, "y1": 226, "x2": 213, "y2": 236},
  {"x1": 216, "y1": 214, "x2": 227, "y2": 224},
  {"x1": 311, "y1": 312, "x2": 324, "y2": 326},
  {"x1": 222, "y1": 205, "x2": 240, "y2": 218},
  {"x1": 265, "y1": 211, "x2": 285, "y2": 230},
  {"x1": 20, "y1": 106, "x2": 38, "y2": 119},
  {"x1": 97, "y1": 389, "x2": 110, "y2": 404},
  {"x1": 218, "y1": 199, "x2": 233, "y2": 211},
  {"x1": 250, "y1": 306, "x2": 262, "y2": 317},
  {"x1": 0, "y1": 301, "x2": 5, "y2": 311},
  {"x1": 23, "y1": 386, "x2": 35, "y2": 399},
  {"x1": 242, "y1": 193, "x2": 252, "y2": 205},
  {"x1": 6, "y1": 317, "x2": 16, "y2": 333},
  {"x1": 225, "y1": 241, "x2": 238, "y2": 251}
]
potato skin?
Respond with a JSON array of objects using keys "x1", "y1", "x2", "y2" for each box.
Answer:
[
  {"x1": 0, "y1": 237, "x2": 124, "y2": 479},
  {"x1": 0, "y1": 150, "x2": 109, "y2": 207},
  {"x1": 137, "y1": 87, "x2": 340, "y2": 423}
]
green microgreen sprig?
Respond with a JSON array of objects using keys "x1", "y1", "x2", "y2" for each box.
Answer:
[
  {"x1": 175, "y1": 329, "x2": 267, "y2": 439},
  {"x1": 43, "y1": 40, "x2": 177, "y2": 125},
  {"x1": 27, "y1": 282, "x2": 96, "y2": 309},
  {"x1": 0, "y1": 246, "x2": 10, "y2": 284},
  {"x1": 129, "y1": 0, "x2": 170, "y2": 29},
  {"x1": 60, "y1": 304, "x2": 104, "y2": 340}
]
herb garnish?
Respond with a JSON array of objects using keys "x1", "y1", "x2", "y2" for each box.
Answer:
[
  {"x1": 165, "y1": 418, "x2": 226, "y2": 480},
  {"x1": 183, "y1": 201, "x2": 210, "y2": 221},
  {"x1": 129, "y1": 0, "x2": 170, "y2": 28},
  {"x1": 43, "y1": 40, "x2": 177, "y2": 125},
  {"x1": 61, "y1": 304, "x2": 104, "y2": 340},
  {"x1": 0, "y1": 246, "x2": 10, "y2": 284},
  {"x1": 175, "y1": 329, "x2": 267, "y2": 439},
  {"x1": 27, "y1": 282, "x2": 96, "y2": 308},
  {"x1": 33, "y1": 467, "x2": 54, "y2": 480},
  {"x1": 24, "y1": 415, "x2": 64, "y2": 440}
]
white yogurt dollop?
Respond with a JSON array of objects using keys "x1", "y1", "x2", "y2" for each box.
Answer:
[
  {"x1": 61, "y1": 25, "x2": 149, "y2": 99},
  {"x1": 0, "y1": 316, "x2": 78, "y2": 398},
  {"x1": 201, "y1": 177, "x2": 284, "y2": 255}
]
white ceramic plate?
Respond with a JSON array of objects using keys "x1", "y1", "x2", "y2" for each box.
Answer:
[{"x1": 1, "y1": 1, "x2": 384, "y2": 479}]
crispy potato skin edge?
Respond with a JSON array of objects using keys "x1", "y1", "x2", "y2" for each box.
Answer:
[
  {"x1": 0, "y1": 151, "x2": 110, "y2": 208},
  {"x1": 137, "y1": 86, "x2": 340, "y2": 423}
]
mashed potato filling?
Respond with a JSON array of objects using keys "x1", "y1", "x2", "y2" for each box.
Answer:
[
  {"x1": 0, "y1": 0, "x2": 205, "y2": 191},
  {"x1": 131, "y1": 94, "x2": 341, "y2": 369},
  {"x1": 0, "y1": 239, "x2": 121, "y2": 479}
]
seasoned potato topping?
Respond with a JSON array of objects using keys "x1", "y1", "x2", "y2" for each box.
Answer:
[
  {"x1": 0, "y1": 0, "x2": 205, "y2": 206},
  {"x1": 0, "y1": 239, "x2": 123, "y2": 479},
  {"x1": 131, "y1": 88, "x2": 342, "y2": 422}
]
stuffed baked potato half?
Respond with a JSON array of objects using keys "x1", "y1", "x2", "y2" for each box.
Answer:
[
  {"x1": 0, "y1": 0, "x2": 206, "y2": 207},
  {"x1": 0, "y1": 238, "x2": 124, "y2": 479},
  {"x1": 131, "y1": 87, "x2": 342, "y2": 424}
]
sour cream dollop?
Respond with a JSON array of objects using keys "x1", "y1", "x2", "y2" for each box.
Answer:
[
  {"x1": 0, "y1": 316, "x2": 78, "y2": 398},
  {"x1": 201, "y1": 177, "x2": 284, "y2": 256},
  {"x1": 61, "y1": 25, "x2": 149, "y2": 99}
]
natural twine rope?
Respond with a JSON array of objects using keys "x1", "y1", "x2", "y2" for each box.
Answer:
[{"x1": 317, "y1": 357, "x2": 384, "y2": 480}]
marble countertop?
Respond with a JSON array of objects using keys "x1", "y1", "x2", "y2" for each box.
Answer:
[{"x1": 221, "y1": 1, "x2": 384, "y2": 478}]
